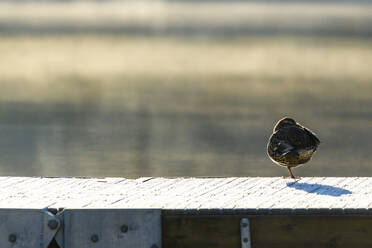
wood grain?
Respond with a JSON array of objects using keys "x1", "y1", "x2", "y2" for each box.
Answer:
[
  {"x1": 163, "y1": 215, "x2": 372, "y2": 248},
  {"x1": 0, "y1": 177, "x2": 371, "y2": 210}
]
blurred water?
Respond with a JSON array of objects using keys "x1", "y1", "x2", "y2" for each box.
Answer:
[
  {"x1": 1, "y1": 76, "x2": 372, "y2": 178},
  {"x1": 1, "y1": 1, "x2": 372, "y2": 177}
]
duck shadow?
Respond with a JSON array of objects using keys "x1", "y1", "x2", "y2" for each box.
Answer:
[{"x1": 286, "y1": 182, "x2": 352, "y2": 197}]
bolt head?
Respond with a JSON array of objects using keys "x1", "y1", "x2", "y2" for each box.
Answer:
[
  {"x1": 91, "y1": 234, "x2": 99, "y2": 243},
  {"x1": 242, "y1": 222, "x2": 248, "y2": 228},
  {"x1": 150, "y1": 244, "x2": 159, "y2": 248},
  {"x1": 243, "y1": 237, "x2": 248, "y2": 243},
  {"x1": 8, "y1": 234, "x2": 17, "y2": 243},
  {"x1": 121, "y1": 224, "x2": 128, "y2": 233},
  {"x1": 48, "y1": 219, "x2": 59, "y2": 230}
]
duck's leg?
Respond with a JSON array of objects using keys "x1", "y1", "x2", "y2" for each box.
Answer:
[{"x1": 287, "y1": 166, "x2": 295, "y2": 179}]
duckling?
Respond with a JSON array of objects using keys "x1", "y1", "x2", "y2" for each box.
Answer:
[{"x1": 267, "y1": 117, "x2": 320, "y2": 178}]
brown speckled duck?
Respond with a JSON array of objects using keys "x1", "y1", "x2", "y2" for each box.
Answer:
[{"x1": 267, "y1": 117, "x2": 320, "y2": 178}]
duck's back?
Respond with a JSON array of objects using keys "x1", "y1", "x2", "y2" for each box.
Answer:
[{"x1": 267, "y1": 125, "x2": 319, "y2": 167}]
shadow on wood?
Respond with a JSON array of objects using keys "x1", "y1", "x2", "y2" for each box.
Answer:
[{"x1": 286, "y1": 182, "x2": 352, "y2": 197}]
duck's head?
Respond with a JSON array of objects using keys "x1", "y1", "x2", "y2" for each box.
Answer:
[{"x1": 273, "y1": 117, "x2": 297, "y2": 132}]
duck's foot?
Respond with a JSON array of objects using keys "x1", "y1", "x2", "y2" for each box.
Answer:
[{"x1": 282, "y1": 176, "x2": 301, "y2": 180}]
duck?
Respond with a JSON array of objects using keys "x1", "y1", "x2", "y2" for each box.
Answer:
[{"x1": 267, "y1": 117, "x2": 320, "y2": 178}]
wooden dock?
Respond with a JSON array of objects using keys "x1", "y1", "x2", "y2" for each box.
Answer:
[{"x1": 1, "y1": 177, "x2": 372, "y2": 248}]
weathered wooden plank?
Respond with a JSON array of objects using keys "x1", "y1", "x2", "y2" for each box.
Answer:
[
  {"x1": 194, "y1": 177, "x2": 250, "y2": 209},
  {"x1": 2, "y1": 176, "x2": 372, "y2": 248},
  {"x1": 265, "y1": 177, "x2": 328, "y2": 209},
  {"x1": 1, "y1": 177, "x2": 372, "y2": 210},
  {"x1": 163, "y1": 215, "x2": 372, "y2": 248}
]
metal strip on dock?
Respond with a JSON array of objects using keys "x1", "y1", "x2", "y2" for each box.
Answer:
[
  {"x1": 57, "y1": 209, "x2": 161, "y2": 248},
  {"x1": 0, "y1": 209, "x2": 60, "y2": 248},
  {"x1": 240, "y1": 218, "x2": 252, "y2": 248}
]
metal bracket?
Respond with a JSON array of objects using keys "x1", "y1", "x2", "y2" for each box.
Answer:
[
  {"x1": 56, "y1": 209, "x2": 161, "y2": 248},
  {"x1": 0, "y1": 209, "x2": 61, "y2": 248},
  {"x1": 240, "y1": 218, "x2": 252, "y2": 248}
]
